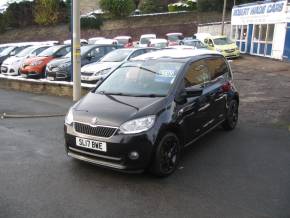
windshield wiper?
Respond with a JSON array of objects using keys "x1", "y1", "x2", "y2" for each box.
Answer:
[{"x1": 133, "y1": 94, "x2": 166, "y2": 98}]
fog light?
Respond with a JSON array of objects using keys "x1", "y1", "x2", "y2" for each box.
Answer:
[{"x1": 129, "y1": 151, "x2": 139, "y2": 160}]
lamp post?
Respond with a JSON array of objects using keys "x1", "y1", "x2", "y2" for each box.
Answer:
[
  {"x1": 72, "y1": 0, "x2": 81, "y2": 101},
  {"x1": 221, "y1": 0, "x2": 227, "y2": 35}
]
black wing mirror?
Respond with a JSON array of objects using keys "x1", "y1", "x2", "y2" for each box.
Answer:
[
  {"x1": 175, "y1": 87, "x2": 203, "y2": 104},
  {"x1": 185, "y1": 87, "x2": 203, "y2": 97}
]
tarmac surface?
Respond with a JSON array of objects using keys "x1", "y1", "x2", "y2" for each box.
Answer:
[{"x1": 0, "y1": 55, "x2": 290, "y2": 218}]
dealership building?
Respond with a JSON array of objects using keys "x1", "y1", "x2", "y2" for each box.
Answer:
[{"x1": 231, "y1": 0, "x2": 290, "y2": 60}]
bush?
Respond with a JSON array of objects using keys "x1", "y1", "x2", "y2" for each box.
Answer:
[
  {"x1": 81, "y1": 16, "x2": 103, "y2": 30},
  {"x1": 100, "y1": 0, "x2": 135, "y2": 17},
  {"x1": 139, "y1": 0, "x2": 166, "y2": 13},
  {"x1": 168, "y1": 0, "x2": 197, "y2": 12},
  {"x1": 0, "y1": 13, "x2": 7, "y2": 33},
  {"x1": 34, "y1": 0, "x2": 62, "y2": 25},
  {"x1": 5, "y1": 1, "x2": 35, "y2": 28}
]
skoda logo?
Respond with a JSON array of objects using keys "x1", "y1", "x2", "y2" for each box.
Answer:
[{"x1": 91, "y1": 117, "x2": 98, "y2": 126}]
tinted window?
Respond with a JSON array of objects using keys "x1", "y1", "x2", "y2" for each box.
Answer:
[
  {"x1": 34, "y1": 47, "x2": 49, "y2": 56},
  {"x1": 101, "y1": 49, "x2": 131, "y2": 62},
  {"x1": 184, "y1": 60, "x2": 210, "y2": 87},
  {"x1": 106, "y1": 46, "x2": 117, "y2": 53},
  {"x1": 205, "y1": 57, "x2": 229, "y2": 80}
]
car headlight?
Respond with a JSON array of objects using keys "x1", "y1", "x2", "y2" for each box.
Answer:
[
  {"x1": 119, "y1": 115, "x2": 156, "y2": 134},
  {"x1": 65, "y1": 108, "x2": 74, "y2": 125},
  {"x1": 94, "y1": 68, "x2": 111, "y2": 76},
  {"x1": 31, "y1": 61, "x2": 43, "y2": 66}
]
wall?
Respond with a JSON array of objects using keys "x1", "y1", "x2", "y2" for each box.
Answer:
[
  {"x1": 197, "y1": 21, "x2": 232, "y2": 38},
  {"x1": 0, "y1": 12, "x2": 229, "y2": 43}
]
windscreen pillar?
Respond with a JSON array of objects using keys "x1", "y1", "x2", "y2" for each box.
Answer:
[{"x1": 72, "y1": 0, "x2": 81, "y2": 101}]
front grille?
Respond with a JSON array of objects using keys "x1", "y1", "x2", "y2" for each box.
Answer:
[
  {"x1": 81, "y1": 72, "x2": 94, "y2": 76},
  {"x1": 225, "y1": 49, "x2": 235, "y2": 53},
  {"x1": 74, "y1": 122, "x2": 117, "y2": 138}
]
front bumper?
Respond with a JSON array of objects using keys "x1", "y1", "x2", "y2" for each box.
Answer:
[
  {"x1": 1, "y1": 65, "x2": 19, "y2": 76},
  {"x1": 46, "y1": 69, "x2": 70, "y2": 81},
  {"x1": 64, "y1": 123, "x2": 155, "y2": 172},
  {"x1": 222, "y1": 50, "x2": 240, "y2": 58},
  {"x1": 20, "y1": 66, "x2": 44, "y2": 77}
]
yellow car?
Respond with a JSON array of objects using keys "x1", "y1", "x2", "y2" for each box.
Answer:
[{"x1": 203, "y1": 35, "x2": 240, "y2": 58}]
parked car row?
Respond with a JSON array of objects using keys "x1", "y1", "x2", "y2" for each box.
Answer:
[{"x1": 0, "y1": 32, "x2": 239, "y2": 83}]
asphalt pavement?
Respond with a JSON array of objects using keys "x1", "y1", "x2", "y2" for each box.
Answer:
[{"x1": 0, "y1": 56, "x2": 290, "y2": 218}]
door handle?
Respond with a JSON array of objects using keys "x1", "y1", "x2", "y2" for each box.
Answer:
[
  {"x1": 198, "y1": 103, "x2": 210, "y2": 112},
  {"x1": 215, "y1": 94, "x2": 226, "y2": 102}
]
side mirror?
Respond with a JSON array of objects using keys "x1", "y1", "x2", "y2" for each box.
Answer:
[
  {"x1": 10, "y1": 51, "x2": 16, "y2": 56},
  {"x1": 185, "y1": 87, "x2": 203, "y2": 97},
  {"x1": 208, "y1": 42, "x2": 214, "y2": 47},
  {"x1": 175, "y1": 87, "x2": 203, "y2": 104}
]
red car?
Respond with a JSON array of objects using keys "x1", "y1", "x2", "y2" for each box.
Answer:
[{"x1": 20, "y1": 45, "x2": 70, "y2": 78}]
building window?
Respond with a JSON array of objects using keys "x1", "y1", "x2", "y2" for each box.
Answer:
[
  {"x1": 260, "y1": 24, "x2": 267, "y2": 41},
  {"x1": 242, "y1": 25, "x2": 247, "y2": 40},
  {"x1": 267, "y1": 24, "x2": 275, "y2": 42},
  {"x1": 254, "y1": 25, "x2": 260, "y2": 41},
  {"x1": 232, "y1": 25, "x2": 237, "y2": 40}
]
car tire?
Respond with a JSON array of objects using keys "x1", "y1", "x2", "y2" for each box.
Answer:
[
  {"x1": 150, "y1": 132, "x2": 181, "y2": 177},
  {"x1": 223, "y1": 99, "x2": 239, "y2": 131}
]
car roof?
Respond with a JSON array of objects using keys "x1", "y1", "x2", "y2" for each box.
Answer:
[
  {"x1": 140, "y1": 34, "x2": 156, "y2": 38},
  {"x1": 114, "y1": 36, "x2": 132, "y2": 39},
  {"x1": 131, "y1": 49, "x2": 221, "y2": 62},
  {"x1": 150, "y1": 39, "x2": 167, "y2": 43},
  {"x1": 166, "y1": 32, "x2": 183, "y2": 36}
]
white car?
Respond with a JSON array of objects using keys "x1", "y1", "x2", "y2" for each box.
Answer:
[
  {"x1": 148, "y1": 38, "x2": 168, "y2": 48},
  {"x1": 88, "y1": 37, "x2": 106, "y2": 44},
  {"x1": 63, "y1": 39, "x2": 88, "y2": 45},
  {"x1": 1, "y1": 45, "x2": 50, "y2": 76},
  {"x1": 95, "y1": 39, "x2": 118, "y2": 45},
  {"x1": 138, "y1": 34, "x2": 157, "y2": 48},
  {"x1": 81, "y1": 48, "x2": 156, "y2": 83}
]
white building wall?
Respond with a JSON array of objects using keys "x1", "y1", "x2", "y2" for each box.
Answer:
[
  {"x1": 198, "y1": 22, "x2": 232, "y2": 37},
  {"x1": 272, "y1": 23, "x2": 287, "y2": 60}
]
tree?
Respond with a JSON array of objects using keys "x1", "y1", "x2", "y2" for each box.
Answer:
[
  {"x1": 34, "y1": 0, "x2": 61, "y2": 25},
  {"x1": 100, "y1": 0, "x2": 135, "y2": 17}
]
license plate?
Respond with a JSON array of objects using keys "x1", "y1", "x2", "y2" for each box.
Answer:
[
  {"x1": 47, "y1": 76, "x2": 54, "y2": 81},
  {"x1": 81, "y1": 76, "x2": 89, "y2": 80},
  {"x1": 76, "y1": 137, "x2": 107, "y2": 152}
]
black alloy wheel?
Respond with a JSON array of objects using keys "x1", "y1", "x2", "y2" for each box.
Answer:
[
  {"x1": 223, "y1": 99, "x2": 239, "y2": 130},
  {"x1": 151, "y1": 133, "x2": 181, "y2": 177}
]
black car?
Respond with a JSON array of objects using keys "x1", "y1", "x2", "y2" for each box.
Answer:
[
  {"x1": 64, "y1": 49, "x2": 239, "y2": 177},
  {"x1": 0, "y1": 45, "x2": 30, "y2": 67},
  {"x1": 46, "y1": 44, "x2": 120, "y2": 81}
]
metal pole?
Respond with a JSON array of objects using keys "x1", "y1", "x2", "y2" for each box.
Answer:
[
  {"x1": 221, "y1": 0, "x2": 227, "y2": 35},
  {"x1": 72, "y1": 0, "x2": 81, "y2": 101}
]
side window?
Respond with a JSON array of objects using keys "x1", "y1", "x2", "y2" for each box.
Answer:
[
  {"x1": 33, "y1": 47, "x2": 48, "y2": 56},
  {"x1": 95, "y1": 47, "x2": 105, "y2": 56},
  {"x1": 56, "y1": 47, "x2": 70, "y2": 57},
  {"x1": 205, "y1": 57, "x2": 230, "y2": 80},
  {"x1": 129, "y1": 50, "x2": 144, "y2": 59},
  {"x1": 184, "y1": 60, "x2": 210, "y2": 88},
  {"x1": 106, "y1": 46, "x2": 116, "y2": 53}
]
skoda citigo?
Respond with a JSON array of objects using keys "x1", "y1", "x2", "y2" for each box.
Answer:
[{"x1": 64, "y1": 49, "x2": 239, "y2": 177}]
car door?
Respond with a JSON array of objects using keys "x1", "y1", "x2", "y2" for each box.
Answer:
[
  {"x1": 176, "y1": 59, "x2": 212, "y2": 144},
  {"x1": 205, "y1": 57, "x2": 231, "y2": 124}
]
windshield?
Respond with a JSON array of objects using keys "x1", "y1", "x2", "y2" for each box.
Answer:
[
  {"x1": 96, "y1": 61, "x2": 183, "y2": 96},
  {"x1": 152, "y1": 42, "x2": 167, "y2": 48},
  {"x1": 213, "y1": 37, "x2": 233, "y2": 45},
  {"x1": 38, "y1": 46, "x2": 62, "y2": 57},
  {"x1": 101, "y1": 49, "x2": 131, "y2": 62},
  {"x1": 0, "y1": 46, "x2": 15, "y2": 56},
  {"x1": 140, "y1": 37, "x2": 155, "y2": 45},
  {"x1": 167, "y1": 35, "x2": 183, "y2": 41},
  {"x1": 65, "y1": 46, "x2": 95, "y2": 58},
  {"x1": 15, "y1": 46, "x2": 36, "y2": 57},
  {"x1": 184, "y1": 40, "x2": 207, "y2": 48},
  {"x1": 116, "y1": 38, "x2": 129, "y2": 45}
]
